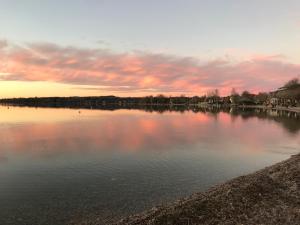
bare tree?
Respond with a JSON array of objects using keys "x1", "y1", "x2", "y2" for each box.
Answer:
[
  {"x1": 231, "y1": 88, "x2": 239, "y2": 96},
  {"x1": 207, "y1": 89, "x2": 219, "y2": 97},
  {"x1": 241, "y1": 90, "x2": 251, "y2": 98},
  {"x1": 283, "y1": 78, "x2": 299, "y2": 89}
]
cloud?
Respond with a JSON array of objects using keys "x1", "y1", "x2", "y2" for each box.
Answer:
[
  {"x1": 96, "y1": 40, "x2": 111, "y2": 46},
  {"x1": 0, "y1": 41, "x2": 299, "y2": 96},
  {"x1": 0, "y1": 39, "x2": 8, "y2": 49}
]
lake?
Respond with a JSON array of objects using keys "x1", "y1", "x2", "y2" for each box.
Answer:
[{"x1": 0, "y1": 106, "x2": 299, "y2": 225}]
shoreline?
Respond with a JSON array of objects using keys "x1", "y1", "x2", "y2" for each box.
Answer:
[
  {"x1": 236, "y1": 105, "x2": 300, "y2": 113},
  {"x1": 1, "y1": 102, "x2": 300, "y2": 114},
  {"x1": 113, "y1": 154, "x2": 300, "y2": 225},
  {"x1": 196, "y1": 103, "x2": 300, "y2": 114}
]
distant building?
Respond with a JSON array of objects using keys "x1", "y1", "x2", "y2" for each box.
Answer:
[
  {"x1": 270, "y1": 98, "x2": 279, "y2": 107},
  {"x1": 270, "y1": 84, "x2": 300, "y2": 107}
]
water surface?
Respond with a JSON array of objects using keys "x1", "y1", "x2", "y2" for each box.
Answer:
[{"x1": 0, "y1": 106, "x2": 299, "y2": 224}]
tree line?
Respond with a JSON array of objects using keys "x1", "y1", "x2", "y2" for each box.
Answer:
[{"x1": 0, "y1": 78, "x2": 299, "y2": 108}]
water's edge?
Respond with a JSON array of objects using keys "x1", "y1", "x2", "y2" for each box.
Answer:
[{"x1": 114, "y1": 153, "x2": 300, "y2": 225}]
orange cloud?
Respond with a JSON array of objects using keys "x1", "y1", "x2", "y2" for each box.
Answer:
[{"x1": 0, "y1": 40, "x2": 299, "y2": 96}]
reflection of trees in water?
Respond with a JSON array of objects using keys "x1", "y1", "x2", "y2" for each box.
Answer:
[
  {"x1": 228, "y1": 107, "x2": 300, "y2": 134},
  {"x1": 140, "y1": 106, "x2": 300, "y2": 134},
  {"x1": 123, "y1": 105, "x2": 300, "y2": 134},
  {"x1": 2, "y1": 101, "x2": 299, "y2": 134}
]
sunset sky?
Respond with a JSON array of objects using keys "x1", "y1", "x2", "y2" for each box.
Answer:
[{"x1": 0, "y1": 0, "x2": 300, "y2": 97}]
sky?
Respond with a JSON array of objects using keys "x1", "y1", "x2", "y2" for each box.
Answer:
[{"x1": 0, "y1": 0, "x2": 300, "y2": 97}]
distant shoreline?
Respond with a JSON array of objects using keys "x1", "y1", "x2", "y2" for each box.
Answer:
[
  {"x1": 1, "y1": 100, "x2": 299, "y2": 114},
  {"x1": 197, "y1": 103, "x2": 300, "y2": 113},
  {"x1": 236, "y1": 104, "x2": 300, "y2": 113},
  {"x1": 113, "y1": 153, "x2": 300, "y2": 225}
]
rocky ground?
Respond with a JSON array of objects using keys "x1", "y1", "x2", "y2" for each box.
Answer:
[{"x1": 113, "y1": 154, "x2": 300, "y2": 225}]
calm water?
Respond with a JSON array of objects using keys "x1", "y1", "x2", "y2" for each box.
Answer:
[{"x1": 0, "y1": 106, "x2": 299, "y2": 225}]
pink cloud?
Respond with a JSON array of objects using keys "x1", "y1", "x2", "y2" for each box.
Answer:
[{"x1": 0, "y1": 41, "x2": 299, "y2": 96}]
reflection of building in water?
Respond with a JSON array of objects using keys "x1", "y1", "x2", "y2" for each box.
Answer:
[
  {"x1": 228, "y1": 107, "x2": 300, "y2": 134},
  {"x1": 268, "y1": 110, "x2": 279, "y2": 117},
  {"x1": 266, "y1": 109, "x2": 300, "y2": 119}
]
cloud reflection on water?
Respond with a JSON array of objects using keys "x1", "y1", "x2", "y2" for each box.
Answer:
[{"x1": 0, "y1": 107, "x2": 299, "y2": 160}]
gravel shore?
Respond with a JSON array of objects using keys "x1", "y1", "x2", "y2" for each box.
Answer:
[{"x1": 114, "y1": 154, "x2": 300, "y2": 225}]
